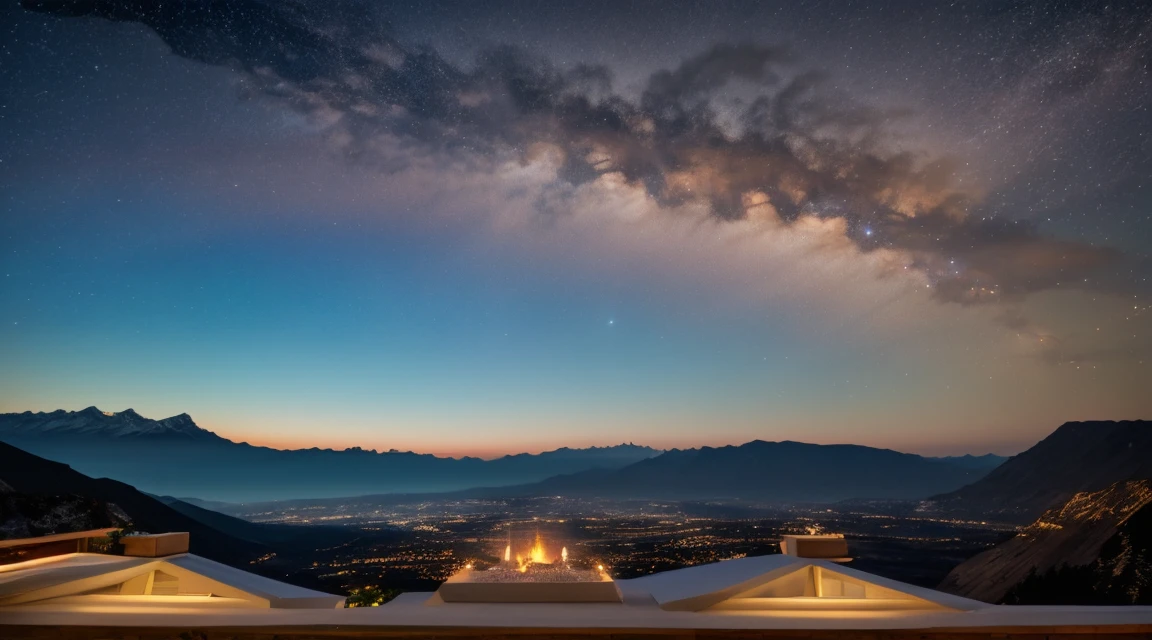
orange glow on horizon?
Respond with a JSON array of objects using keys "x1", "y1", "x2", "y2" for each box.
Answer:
[
  {"x1": 204, "y1": 425, "x2": 1027, "y2": 461},
  {"x1": 208, "y1": 425, "x2": 652, "y2": 460},
  {"x1": 78, "y1": 408, "x2": 1029, "y2": 461},
  {"x1": 0, "y1": 403, "x2": 1036, "y2": 460}
]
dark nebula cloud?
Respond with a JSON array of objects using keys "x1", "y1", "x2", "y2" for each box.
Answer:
[{"x1": 22, "y1": 0, "x2": 1146, "y2": 305}]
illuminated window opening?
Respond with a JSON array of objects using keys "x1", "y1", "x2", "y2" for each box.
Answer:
[
  {"x1": 708, "y1": 565, "x2": 943, "y2": 612},
  {"x1": 82, "y1": 570, "x2": 211, "y2": 597}
]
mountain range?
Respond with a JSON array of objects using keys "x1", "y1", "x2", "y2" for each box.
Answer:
[
  {"x1": 0, "y1": 408, "x2": 1009, "y2": 504},
  {"x1": 6, "y1": 414, "x2": 1152, "y2": 606},
  {"x1": 0, "y1": 408, "x2": 662, "y2": 502},
  {"x1": 924, "y1": 454, "x2": 1008, "y2": 471},
  {"x1": 460, "y1": 440, "x2": 999, "y2": 503}
]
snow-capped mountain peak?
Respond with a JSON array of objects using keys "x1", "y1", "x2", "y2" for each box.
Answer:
[{"x1": 0, "y1": 407, "x2": 222, "y2": 441}]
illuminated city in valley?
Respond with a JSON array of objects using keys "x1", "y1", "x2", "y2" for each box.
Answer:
[
  {"x1": 227, "y1": 495, "x2": 1012, "y2": 594},
  {"x1": 1, "y1": 0, "x2": 1152, "y2": 631}
]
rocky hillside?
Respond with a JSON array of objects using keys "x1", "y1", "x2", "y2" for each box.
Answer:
[
  {"x1": 924, "y1": 420, "x2": 1152, "y2": 524},
  {"x1": 1005, "y1": 493, "x2": 1152, "y2": 605},
  {"x1": 938, "y1": 479, "x2": 1152, "y2": 603},
  {"x1": 0, "y1": 492, "x2": 130, "y2": 540}
]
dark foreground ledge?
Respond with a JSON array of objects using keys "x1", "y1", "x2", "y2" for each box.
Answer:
[{"x1": 4, "y1": 626, "x2": 1152, "y2": 640}]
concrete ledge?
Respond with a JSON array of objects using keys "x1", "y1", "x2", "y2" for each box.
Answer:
[
  {"x1": 780, "y1": 535, "x2": 849, "y2": 560},
  {"x1": 121, "y1": 533, "x2": 190, "y2": 558},
  {"x1": 3, "y1": 625, "x2": 1152, "y2": 639}
]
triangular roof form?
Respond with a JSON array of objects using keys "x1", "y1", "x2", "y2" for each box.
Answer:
[
  {"x1": 0, "y1": 553, "x2": 343, "y2": 609},
  {"x1": 622, "y1": 554, "x2": 986, "y2": 612}
]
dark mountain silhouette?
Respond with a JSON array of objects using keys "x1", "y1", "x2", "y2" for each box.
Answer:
[
  {"x1": 148, "y1": 495, "x2": 265, "y2": 542},
  {"x1": 939, "y1": 479, "x2": 1152, "y2": 604},
  {"x1": 455, "y1": 440, "x2": 996, "y2": 503},
  {"x1": 0, "y1": 441, "x2": 408, "y2": 596},
  {"x1": 147, "y1": 494, "x2": 382, "y2": 553},
  {"x1": 0, "y1": 440, "x2": 263, "y2": 565},
  {"x1": 924, "y1": 421, "x2": 1152, "y2": 524},
  {"x1": 926, "y1": 454, "x2": 1007, "y2": 470},
  {"x1": 0, "y1": 408, "x2": 662, "y2": 502}
]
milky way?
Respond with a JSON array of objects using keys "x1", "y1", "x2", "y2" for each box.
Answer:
[
  {"x1": 20, "y1": 0, "x2": 1151, "y2": 305},
  {"x1": 2, "y1": 1, "x2": 1150, "y2": 455}
]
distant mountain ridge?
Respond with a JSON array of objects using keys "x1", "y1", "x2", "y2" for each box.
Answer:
[
  {"x1": 0, "y1": 408, "x2": 664, "y2": 502},
  {"x1": 926, "y1": 453, "x2": 1009, "y2": 470},
  {"x1": 0, "y1": 407, "x2": 225, "y2": 441},
  {"x1": 924, "y1": 420, "x2": 1152, "y2": 524},
  {"x1": 448, "y1": 439, "x2": 999, "y2": 503}
]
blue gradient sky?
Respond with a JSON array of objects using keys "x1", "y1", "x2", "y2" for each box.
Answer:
[{"x1": 2, "y1": 1, "x2": 1149, "y2": 457}]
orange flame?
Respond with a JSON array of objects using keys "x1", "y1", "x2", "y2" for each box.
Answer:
[
  {"x1": 506, "y1": 531, "x2": 559, "y2": 570},
  {"x1": 528, "y1": 532, "x2": 549, "y2": 564}
]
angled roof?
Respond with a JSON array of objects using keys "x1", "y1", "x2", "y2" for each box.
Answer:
[
  {"x1": 622, "y1": 554, "x2": 801, "y2": 610},
  {"x1": 620, "y1": 554, "x2": 986, "y2": 612},
  {"x1": 165, "y1": 554, "x2": 344, "y2": 607},
  {"x1": 0, "y1": 553, "x2": 150, "y2": 594},
  {"x1": 807, "y1": 560, "x2": 987, "y2": 611},
  {"x1": 0, "y1": 552, "x2": 1147, "y2": 633},
  {"x1": 0, "y1": 553, "x2": 343, "y2": 609}
]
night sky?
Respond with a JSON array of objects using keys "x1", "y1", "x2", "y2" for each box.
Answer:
[{"x1": 2, "y1": 0, "x2": 1149, "y2": 457}]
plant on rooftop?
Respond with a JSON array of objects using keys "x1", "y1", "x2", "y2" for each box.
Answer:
[{"x1": 345, "y1": 585, "x2": 401, "y2": 607}]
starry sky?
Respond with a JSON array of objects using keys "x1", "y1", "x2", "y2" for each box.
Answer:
[{"x1": 1, "y1": 0, "x2": 1149, "y2": 458}]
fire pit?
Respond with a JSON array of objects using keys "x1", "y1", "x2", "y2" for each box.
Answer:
[{"x1": 436, "y1": 532, "x2": 621, "y2": 603}]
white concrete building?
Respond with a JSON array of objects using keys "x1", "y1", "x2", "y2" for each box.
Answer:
[{"x1": 0, "y1": 533, "x2": 1149, "y2": 637}]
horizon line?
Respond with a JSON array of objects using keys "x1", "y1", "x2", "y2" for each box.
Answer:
[{"x1": 3, "y1": 405, "x2": 1027, "y2": 461}]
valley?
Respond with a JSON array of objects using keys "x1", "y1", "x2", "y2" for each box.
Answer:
[
  {"x1": 217, "y1": 495, "x2": 1013, "y2": 595},
  {"x1": 3, "y1": 416, "x2": 1151, "y2": 606}
]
